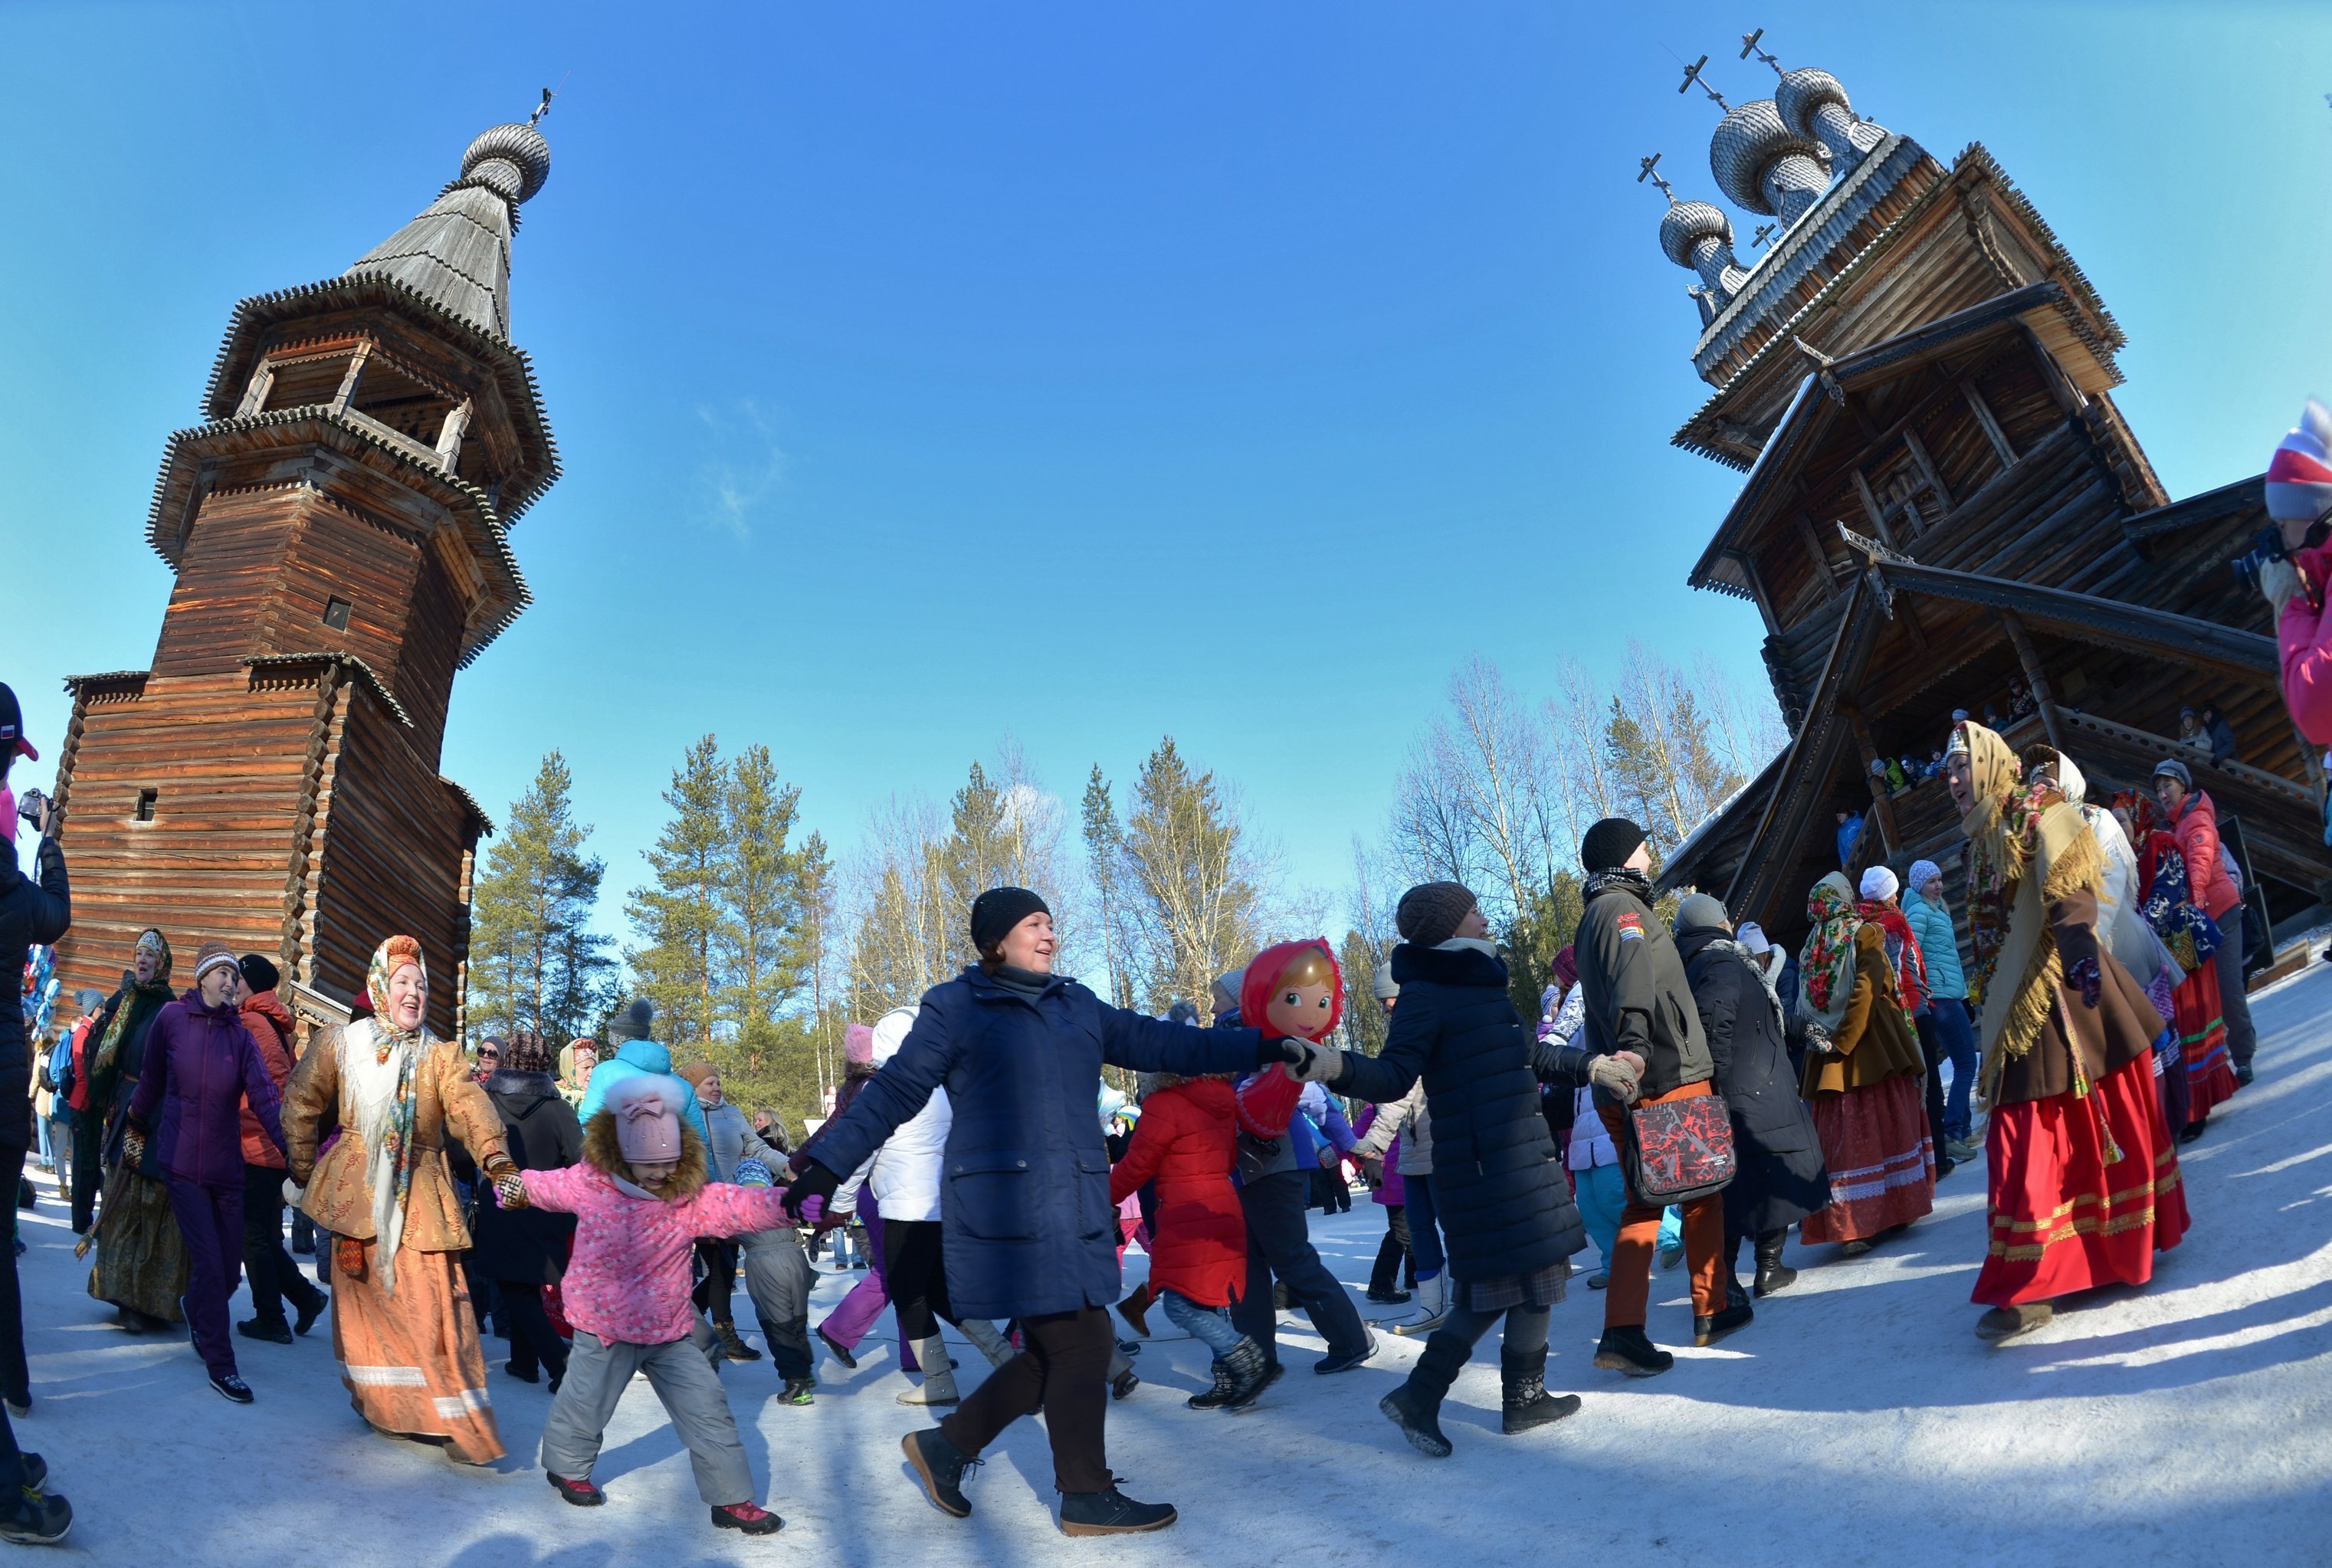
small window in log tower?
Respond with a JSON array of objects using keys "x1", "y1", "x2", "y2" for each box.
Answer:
[
  {"x1": 133, "y1": 789, "x2": 157, "y2": 823},
  {"x1": 323, "y1": 596, "x2": 353, "y2": 631}
]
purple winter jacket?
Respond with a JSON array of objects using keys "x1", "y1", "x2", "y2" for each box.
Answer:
[{"x1": 126, "y1": 990, "x2": 285, "y2": 1188}]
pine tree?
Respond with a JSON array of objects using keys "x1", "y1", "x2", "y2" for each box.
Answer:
[
  {"x1": 1081, "y1": 766, "x2": 1137, "y2": 1009},
  {"x1": 720, "y1": 743, "x2": 808, "y2": 1058},
  {"x1": 1116, "y1": 737, "x2": 1262, "y2": 1017},
  {"x1": 625, "y1": 734, "x2": 733, "y2": 1045},
  {"x1": 468, "y1": 752, "x2": 611, "y2": 1042}
]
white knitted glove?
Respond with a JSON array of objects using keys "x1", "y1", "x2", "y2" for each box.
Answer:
[
  {"x1": 1588, "y1": 1055, "x2": 1642, "y2": 1104},
  {"x1": 282, "y1": 1178, "x2": 307, "y2": 1207},
  {"x1": 1288, "y1": 1040, "x2": 1345, "y2": 1084}
]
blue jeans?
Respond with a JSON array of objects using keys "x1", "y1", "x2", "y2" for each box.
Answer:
[
  {"x1": 1405, "y1": 1172, "x2": 1446, "y2": 1277},
  {"x1": 1161, "y1": 1289, "x2": 1244, "y2": 1360},
  {"x1": 1573, "y1": 1163, "x2": 1628, "y2": 1271},
  {"x1": 1929, "y1": 997, "x2": 1978, "y2": 1139}
]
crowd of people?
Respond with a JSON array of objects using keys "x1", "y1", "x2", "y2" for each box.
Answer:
[{"x1": 0, "y1": 658, "x2": 2282, "y2": 1545}]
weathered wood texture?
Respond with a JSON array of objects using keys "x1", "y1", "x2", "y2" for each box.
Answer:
[{"x1": 54, "y1": 668, "x2": 480, "y2": 1039}]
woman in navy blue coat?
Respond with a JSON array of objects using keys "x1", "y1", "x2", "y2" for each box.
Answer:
[{"x1": 786, "y1": 887, "x2": 1320, "y2": 1537}]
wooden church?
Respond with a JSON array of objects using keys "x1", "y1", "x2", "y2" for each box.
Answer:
[
  {"x1": 1650, "y1": 41, "x2": 2327, "y2": 950},
  {"x1": 50, "y1": 118, "x2": 562, "y2": 1041}
]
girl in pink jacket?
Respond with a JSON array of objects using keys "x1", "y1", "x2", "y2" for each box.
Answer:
[{"x1": 495, "y1": 1073, "x2": 793, "y2": 1536}]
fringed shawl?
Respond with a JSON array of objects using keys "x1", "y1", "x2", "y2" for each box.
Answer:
[{"x1": 1959, "y1": 722, "x2": 2107, "y2": 1102}]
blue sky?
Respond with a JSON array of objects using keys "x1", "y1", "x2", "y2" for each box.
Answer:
[{"x1": 7, "y1": 2, "x2": 2331, "y2": 940}]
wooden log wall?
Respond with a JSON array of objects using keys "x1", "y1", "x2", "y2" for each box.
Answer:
[
  {"x1": 50, "y1": 672, "x2": 317, "y2": 1019},
  {"x1": 307, "y1": 684, "x2": 477, "y2": 1038}
]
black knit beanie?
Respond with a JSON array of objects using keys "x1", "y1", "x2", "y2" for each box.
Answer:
[
  {"x1": 1396, "y1": 881, "x2": 1478, "y2": 947},
  {"x1": 237, "y1": 953, "x2": 280, "y2": 995},
  {"x1": 607, "y1": 998, "x2": 653, "y2": 1043},
  {"x1": 1581, "y1": 816, "x2": 1648, "y2": 874},
  {"x1": 971, "y1": 886, "x2": 1051, "y2": 954}
]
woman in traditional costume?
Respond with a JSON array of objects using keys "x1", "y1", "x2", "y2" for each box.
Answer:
[
  {"x1": 283, "y1": 936, "x2": 517, "y2": 1461},
  {"x1": 2117, "y1": 791, "x2": 2239, "y2": 1143},
  {"x1": 1794, "y1": 874, "x2": 1935, "y2": 1255},
  {"x1": 82, "y1": 929, "x2": 189, "y2": 1332},
  {"x1": 1948, "y1": 723, "x2": 2189, "y2": 1341}
]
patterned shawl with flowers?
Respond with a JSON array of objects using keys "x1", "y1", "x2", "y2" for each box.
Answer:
[
  {"x1": 1796, "y1": 872, "x2": 1865, "y2": 1031},
  {"x1": 1857, "y1": 898, "x2": 1930, "y2": 1016},
  {"x1": 1954, "y1": 721, "x2": 2106, "y2": 1100},
  {"x1": 341, "y1": 935, "x2": 428, "y2": 1294}
]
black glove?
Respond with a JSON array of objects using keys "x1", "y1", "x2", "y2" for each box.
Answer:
[
  {"x1": 781, "y1": 1158, "x2": 840, "y2": 1220},
  {"x1": 1255, "y1": 1035, "x2": 1304, "y2": 1071}
]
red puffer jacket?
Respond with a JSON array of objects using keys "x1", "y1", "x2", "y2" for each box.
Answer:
[
  {"x1": 239, "y1": 990, "x2": 298, "y2": 1169},
  {"x1": 2173, "y1": 791, "x2": 2243, "y2": 921},
  {"x1": 1110, "y1": 1077, "x2": 1247, "y2": 1308}
]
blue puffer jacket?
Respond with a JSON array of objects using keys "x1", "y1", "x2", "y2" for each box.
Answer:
[
  {"x1": 575, "y1": 1039, "x2": 710, "y2": 1146},
  {"x1": 808, "y1": 966, "x2": 1268, "y2": 1319},
  {"x1": 1903, "y1": 889, "x2": 1966, "y2": 1002},
  {"x1": 1333, "y1": 942, "x2": 1592, "y2": 1283}
]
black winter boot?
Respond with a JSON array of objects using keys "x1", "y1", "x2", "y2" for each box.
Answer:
[
  {"x1": 901, "y1": 1427, "x2": 978, "y2": 1518},
  {"x1": 1058, "y1": 1486, "x2": 1177, "y2": 1535},
  {"x1": 1753, "y1": 1228, "x2": 1797, "y2": 1297},
  {"x1": 1500, "y1": 1350, "x2": 1583, "y2": 1436},
  {"x1": 1185, "y1": 1358, "x2": 1237, "y2": 1410},
  {"x1": 1694, "y1": 1291, "x2": 1753, "y2": 1348},
  {"x1": 1592, "y1": 1325, "x2": 1674, "y2": 1378},
  {"x1": 1221, "y1": 1337, "x2": 1271, "y2": 1412},
  {"x1": 1377, "y1": 1328, "x2": 1470, "y2": 1458}
]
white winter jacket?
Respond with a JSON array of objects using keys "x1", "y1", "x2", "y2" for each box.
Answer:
[
  {"x1": 1352, "y1": 1079, "x2": 1433, "y2": 1176},
  {"x1": 856, "y1": 1005, "x2": 948, "y2": 1223}
]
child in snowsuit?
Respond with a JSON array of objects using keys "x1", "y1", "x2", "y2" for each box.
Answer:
[
  {"x1": 496, "y1": 1073, "x2": 793, "y2": 1537},
  {"x1": 1109, "y1": 1072, "x2": 1264, "y2": 1411}
]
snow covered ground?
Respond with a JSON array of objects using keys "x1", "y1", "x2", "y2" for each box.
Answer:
[{"x1": 16, "y1": 963, "x2": 2332, "y2": 1565}]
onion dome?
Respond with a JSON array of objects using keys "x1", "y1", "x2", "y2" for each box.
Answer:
[
  {"x1": 1774, "y1": 68, "x2": 1886, "y2": 169},
  {"x1": 1659, "y1": 199, "x2": 1750, "y2": 304},
  {"x1": 346, "y1": 120, "x2": 552, "y2": 340},
  {"x1": 455, "y1": 123, "x2": 552, "y2": 205},
  {"x1": 1709, "y1": 97, "x2": 1829, "y2": 225}
]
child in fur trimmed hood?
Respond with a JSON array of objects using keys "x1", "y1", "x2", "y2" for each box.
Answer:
[{"x1": 492, "y1": 1072, "x2": 795, "y2": 1536}]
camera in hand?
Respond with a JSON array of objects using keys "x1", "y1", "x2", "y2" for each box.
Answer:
[
  {"x1": 2234, "y1": 516, "x2": 2332, "y2": 593},
  {"x1": 14, "y1": 789, "x2": 41, "y2": 827},
  {"x1": 2231, "y1": 525, "x2": 2291, "y2": 593}
]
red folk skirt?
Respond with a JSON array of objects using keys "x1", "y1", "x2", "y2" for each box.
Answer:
[
  {"x1": 1800, "y1": 1072, "x2": 1935, "y2": 1245},
  {"x1": 2171, "y1": 960, "x2": 2239, "y2": 1125},
  {"x1": 1973, "y1": 1051, "x2": 2189, "y2": 1308}
]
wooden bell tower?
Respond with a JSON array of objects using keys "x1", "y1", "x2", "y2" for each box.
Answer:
[{"x1": 52, "y1": 117, "x2": 564, "y2": 1040}]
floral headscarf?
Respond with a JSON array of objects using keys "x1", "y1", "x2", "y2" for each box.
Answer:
[
  {"x1": 91, "y1": 929, "x2": 173, "y2": 1085},
  {"x1": 366, "y1": 935, "x2": 426, "y2": 1055},
  {"x1": 1797, "y1": 872, "x2": 1864, "y2": 1030},
  {"x1": 348, "y1": 935, "x2": 428, "y2": 1293}
]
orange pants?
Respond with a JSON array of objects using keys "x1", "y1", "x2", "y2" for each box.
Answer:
[{"x1": 1599, "y1": 1080, "x2": 1727, "y2": 1330}]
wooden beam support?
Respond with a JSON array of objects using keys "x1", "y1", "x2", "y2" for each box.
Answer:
[
  {"x1": 434, "y1": 399, "x2": 472, "y2": 471},
  {"x1": 1902, "y1": 427, "x2": 1955, "y2": 514},
  {"x1": 1851, "y1": 468, "x2": 1897, "y2": 549},
  {"x1": 1999, "y1": 609, "x2": 2068, "y2": 753},
  {"x1": 1963, "y1": 380, "x2": 2019, "y2": 471},
  {"x1": 1841, "y1": 701, "x2": 1901, "y2": 855},
  {"x1": 1794, "y1": 512, "x2": 1842, "y2": 600},
  {"x1": 235, "y1": 361, "x2": 276, "y2": 418},
  {"x1": 1732, "y1": 549, "x2": 1782, "y2": 636},
  {"x1": 329, "y1": 340, "x2": 374, "y2": 414}
]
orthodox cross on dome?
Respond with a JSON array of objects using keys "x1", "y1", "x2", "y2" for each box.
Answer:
[
  {"x1": 530, "y1": 86, "x2": 555, "y2": 126},
  {"x1": 1753, "y1": 221, "x2": 1777, "y2": 249},
  {"x1": 1677, "y1": 54, "x2": 1728, "y2": 111},
  {"x1": 1638, "y1": 151, "x2": 1676, "y2": 203},
  {"x1": 1740, "y1": 28, "x2": 1784, "y2": 76}
]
